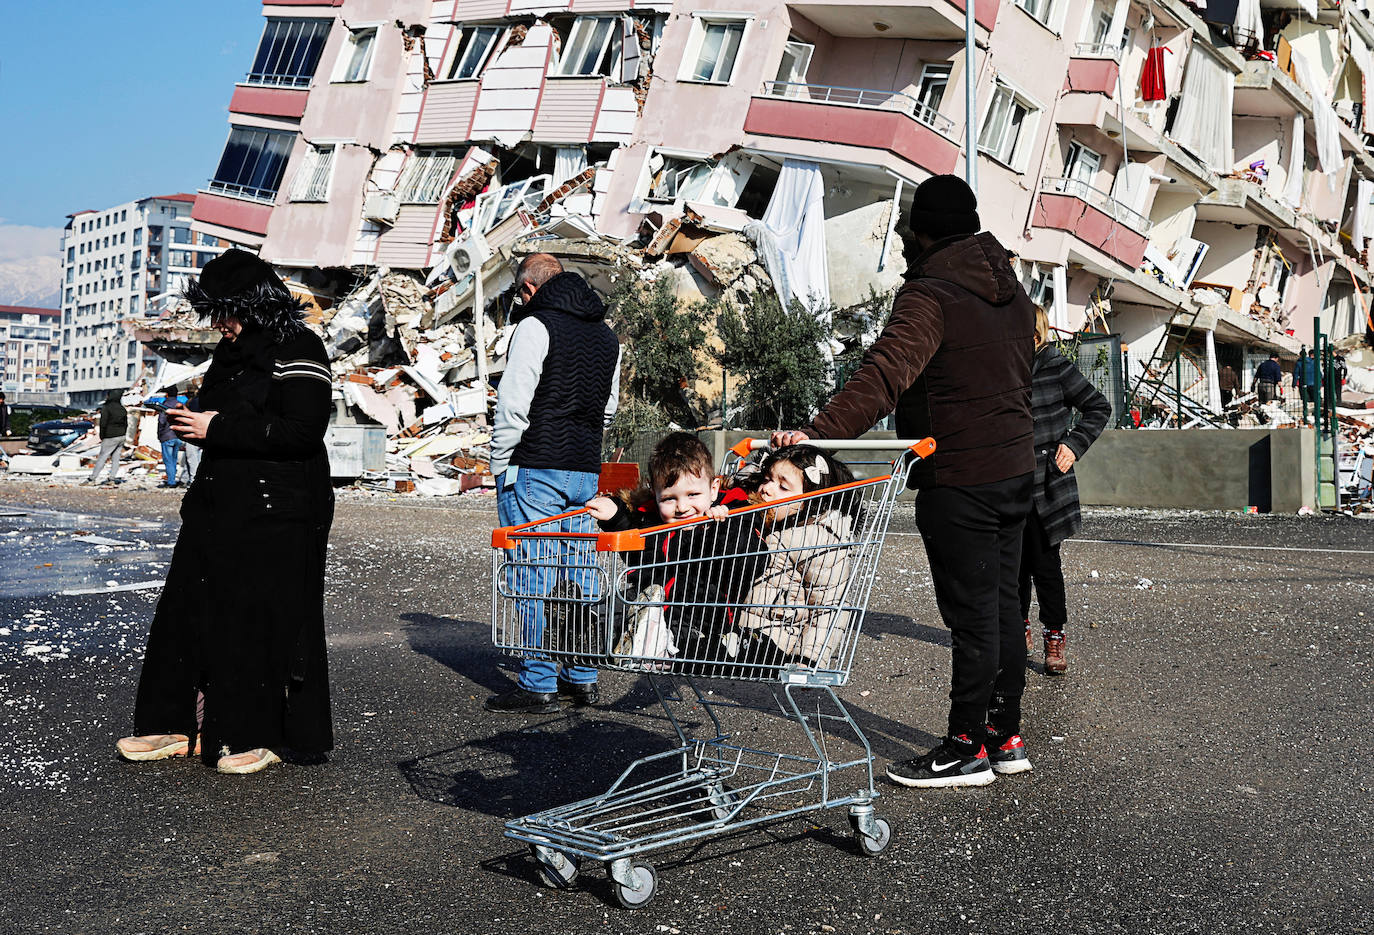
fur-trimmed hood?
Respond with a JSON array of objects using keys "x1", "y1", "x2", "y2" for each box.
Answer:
[{"x1": 183, "y1": 279, "x2": 310, "y2": 344}]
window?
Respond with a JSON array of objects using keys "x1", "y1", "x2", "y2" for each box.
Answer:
[
  {"x1": 209, "y1": 127, "x2": 296, "y2": 201},
  {"x1": 1015, "y1": 0, "x2": 1062, "y2": 28},
  {"x1": 774, "y1": 40, "x2": 813, "y2": 93},
  {"x1": 473, "y1": 176, "x2": 551, "y2": 232},
  {"x1": 394, "y1": 149, "x2": 459, "y2": 203},
  {"x1": 169, "y1": 250, "x2": 193, "y2": 268},
  {"x1": 247, "y1": 18, "x2": 332, "y2": 87},
  {"x1": 120, "y1": 210, "x2": 126, "y2": 222},
  {"x1": 336, "y1": 27, "x2": 377, "y2": 82},
  {"x1": 1063, "y1": 141, "x2": 1101, "y2": 186},
  {"x1": 133, "y1": 229, "x2": 142, "y2": 246},
  {"x1": 66, "y1": 246, "x2": 74, "y2": 262},
  {"x1": 290, "y1": 144, "x2": 336, "y2": 201},
  {"x1": 171, "y1": 228, "x2": 192, "y2": 244},
  {"x1": 556, "y1": 17, "x2": 620, "y2": 77},
  {"x1": 978, "y1": 82, "x2": 1039, "y2": 169},
  {"x1": 66, "y1": 268, "x2": 73, "y2": 283},
  {"x1": 684, "y1": 18, "x2": 746, "y2": 83},
  {"x1": 1088, "y1": 6, "x2": 1112, "y2": 45},
  {"x1": 444, "y1": 26, "x2": 502, "y2": 80},
  {"x1": 646, "y1": 156, "x2": 716, "y2": 202},
  {"x1": 916, "y1": 64, "x2": 952, "y2": 114}
]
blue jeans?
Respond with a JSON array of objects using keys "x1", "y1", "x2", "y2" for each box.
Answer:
[
  {"x1": 497, "y1": 467, "x2": 601, "y2": 693},
  {"x1": 160, "y1": 438, "x2": 184, "y2": 486}
]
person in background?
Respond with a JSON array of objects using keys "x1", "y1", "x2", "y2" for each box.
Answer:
[
  {"x1": 774, "y1": 174, "x2": 1035, "y2": 788},
  {"x1": 0, "y1": 391, "x2": 9, "y2": 437},
  {"x1": 181, "y1": 381, "x2": 204, "y2": 484},
  {"x1": 1218, "y1": 364, "x2": 1239, "y2": 409},
  {"x1": 1254, "y1": 352, "x2": 1282, "y2": 406},
  {"x1": 1295, "y1": 349, "x2": 1318, "y2": 424},
  {"x1": 86, "y1": 388, "x2": 129, "y2": 485},
  {"x1": 485, "y1": 253, "x2": 621, "y2": 715},
  {"x1": 1021, "y1": 307, "x2": 1111, "y2": 676},
  {"x1": 1335, "y1": 354, "x2": 1348, "y2": 408},
  {"x1": 154, "y1": 387, "x2": 186, "y2": 488}
]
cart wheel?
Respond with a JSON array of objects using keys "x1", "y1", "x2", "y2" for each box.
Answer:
[
  {"x1": 612, "y1": 860, "x2": 658, "y2": 909},
  {"x1": 529, "y1": 843, "x2": 579, "y2": 889},
  {"x1": 850, "y1": 815, "x2": 892, "y2": 857},
  {"x1": 706, "y1": 782, "x2": 740, "y2": 821}
]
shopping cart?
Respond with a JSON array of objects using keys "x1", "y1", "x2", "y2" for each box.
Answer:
[{"x1": 490, "y1": 437, "x2": 935, "y2": 908}]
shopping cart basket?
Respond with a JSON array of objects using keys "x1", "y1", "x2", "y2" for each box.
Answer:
[{"x1": 490, "y1": 437, "x2": 935, "y2": 908}]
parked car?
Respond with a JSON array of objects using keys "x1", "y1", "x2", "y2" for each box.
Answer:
[{"x1": 27, "y1": 418, "x2": 94, "y2": 454}]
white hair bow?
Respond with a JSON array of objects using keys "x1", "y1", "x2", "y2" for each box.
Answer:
[{"x1": 803, "y1": 454, "x2": 829, "y2": 484}]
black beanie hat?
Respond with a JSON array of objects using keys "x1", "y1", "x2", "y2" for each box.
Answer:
[
  {"x1": 909, "y1": 174, "x2": 981, "y2": 239},
  {"x1": 196, "y1": 248, "x2": 288, "y2": 299}
]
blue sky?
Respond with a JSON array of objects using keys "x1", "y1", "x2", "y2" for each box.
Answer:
[{"x1": 0, "y1": 1, "x2": 263, "y2": 229}]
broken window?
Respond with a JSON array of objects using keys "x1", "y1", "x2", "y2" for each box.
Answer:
[
  {"x1": 444, "y1": 26, "x2": 502, "y2": 80},
  {"x1": 978, "y1": 82, "x2": 1039, "y2": 170},
  {"x1": 210, "y1": 127, "x2": 296, "y2": 202},
  {"x1": 335, "y1": 27, "x2": 377, "y2": 83},
  {"x1": 290, "y1": 144, "x2": 336, "y2": 202},
  {"x1": 246, "y1": 18, "x2": 331, "y2": 87},
  {"x1": 646, "y1": 156, "x2": 716, "y2": 203},
  {"x1": 556, "y1": 17, "x2": 621, "y2": 78},
  {"x1": 395, "y1": 149, "x2": 460, "y2": 203},
  {"x1": 916, "y1": 64, "x2": 951, "y2": 115},
  {"x1": 472, "y1": 175, "x2": 551, "y2": 232},
  {"x1": 685, "y1": 17, "x2": 747, "y2": 84}
]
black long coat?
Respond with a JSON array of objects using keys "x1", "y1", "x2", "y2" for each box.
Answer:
[
  {"x1": 134, "y1": 326, "x2": 335, "y2": 760},
  {"x1": 1030, "y1": 344, "x2": 1111, "y2": 546}
]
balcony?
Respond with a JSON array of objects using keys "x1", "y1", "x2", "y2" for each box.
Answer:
[
  {"x1": 788, "y1": 0, "x2": 998, "y2": 42},
  {"x1": 1064, "y1": 45, "x2": 1121, "y2": 95},
  {"x1": 192, "y1": 191, "x2": 274, "y2": 239},
  {"x1": 229, "y1": 84, "x2": 310, "y2": 120},
  {"x1": 1033, "y1": 176, "x2": 1151, "y2": 268},
  {"x1": 745, "y1": 82, "x2": 960, "y2": 177}
]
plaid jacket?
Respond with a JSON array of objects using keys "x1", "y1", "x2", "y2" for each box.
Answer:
[{"x1": 1031, "y1": 344, "x2": 1112, "y2": 546}]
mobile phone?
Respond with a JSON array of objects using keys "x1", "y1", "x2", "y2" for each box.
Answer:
[{"x1": 145, "y1": 401, "x2": 170, "y2": 413}]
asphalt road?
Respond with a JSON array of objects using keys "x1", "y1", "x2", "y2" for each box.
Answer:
[{"x1": 1, "y1": 480, "x2": 1371, "y2": 935}]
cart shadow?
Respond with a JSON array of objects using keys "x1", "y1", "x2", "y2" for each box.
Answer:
[{"x1": 861, "y1": 610, "x2": 951, "y2": 647}]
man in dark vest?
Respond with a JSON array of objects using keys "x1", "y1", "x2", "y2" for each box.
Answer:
[
  {"x1": 774, "y1": 175, "x2": 1035, "y2": 787},
  {"x1": 486, "y1": 253, "x2": 621, "y2": 714}
]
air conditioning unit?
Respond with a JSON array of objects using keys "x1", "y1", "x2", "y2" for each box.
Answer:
[
  {"x1": 363, "y1": 192, "x2": 400, "y2": 223},
  {"x1": 446, "y1": 233, "x2": 492, "y2": 278}
]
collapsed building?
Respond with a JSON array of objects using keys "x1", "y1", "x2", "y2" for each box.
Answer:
[{"x1": 119, "y1": 0, "x2": 1374, "y2": 492}]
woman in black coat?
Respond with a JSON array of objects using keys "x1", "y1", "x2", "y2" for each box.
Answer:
[
  {"x1": 1021, "y1": 307, "x2": 1111, "y2": 676},
  {"x1": 117, "y1": 250, "x2": 335, "y2": 774}
]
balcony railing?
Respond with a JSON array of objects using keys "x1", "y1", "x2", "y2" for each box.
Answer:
[
  {"x1": 1072, "y1": 41, "x2": 1121, "y2": 59},
  {"x1": 761, "y1": 81, "x2": 955, "y2": 136},
  {"x1": 1041, "y1": 176, "x2": 1152, "y2": 233}
]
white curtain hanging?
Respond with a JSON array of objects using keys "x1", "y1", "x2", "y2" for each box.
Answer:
[
  {"x1": 1233, "y1": 0, "x2": 1263, "y2": 49},
  {"x1": 1170, "y1": 46, "x2": 1234, "y2": 173},
  {"x1": 1355, "y1": 178, "x2": 1374, "y2": 255},
  {"x1": 1205, "y1": 329, "x2": 1222, "y2": 413},
  {"x1": 1282, "y1": 113, "x2": 1306, "y2": 208},
  {"x1": 553, "y1": 147, "x2": 587, "y2": 186},
  {"x1": 1292, "y1": 51, "x2": 1342, "y2": 177},
  {"x1": 744, "y1": 158, "x2": 831, "y2": 323},
  {"x1": 1296, "y1": 0, "x2": 1318, "y2": 18},
  {"x1": 1347, "y1": 32, "x2": 1374, "y2": 134}
]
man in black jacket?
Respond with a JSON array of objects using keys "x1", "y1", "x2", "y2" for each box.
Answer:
[
  {"x1": 486, "y1": 254, "x2": 621, "y2": 714},
  {"x1": 775, "y1": 175, "x2": 1035, "y2": 788},
  {"x1": 87, "y1": 388, "x2": 130, "y2": 484}
]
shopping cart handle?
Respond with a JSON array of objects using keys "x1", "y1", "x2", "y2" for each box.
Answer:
[{"x1": 731, "y1": 437, "x2": 937, "y2": 458}]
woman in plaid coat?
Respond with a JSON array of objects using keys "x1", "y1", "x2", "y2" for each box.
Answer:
[{"x1": 1022, "y1": 307, "x2": 1111, "y2": 674}]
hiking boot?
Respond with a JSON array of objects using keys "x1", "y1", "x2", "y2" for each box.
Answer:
[
  {"x1": 885, "y1": 735, "x2": 995, "y2": 788},
  {"x1": 1024, "y1": 619, "x2": 1033, "y2": 654},
  {"x1": 1044, "y1": 629, "x2": 1067, "y2": 676},
  {"x1": 985, "y1": 726, "x2": 1032, "y2": 775},
  {"x1": 484, "y1": 687, "x2": 559, "y2": 714},
  {"x1": 557, "y1": 679, "x2": 599, "y2": 707}
]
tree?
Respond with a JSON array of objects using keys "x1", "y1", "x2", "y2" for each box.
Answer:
[
  {"x1": 604, "y1": 275, "x2": 707, "y2": 426},
  {"x1": 715, "y1": 290, "x2": 830, "y2": 429}
]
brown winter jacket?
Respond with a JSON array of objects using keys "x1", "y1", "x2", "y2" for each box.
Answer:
[{"x1": 801, "y1": 232, "x2": 1034, "y2": 488}]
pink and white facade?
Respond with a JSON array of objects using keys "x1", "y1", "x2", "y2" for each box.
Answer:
[{"x1": 198, "y1": 0, "x2": 1374, "y2": 379}]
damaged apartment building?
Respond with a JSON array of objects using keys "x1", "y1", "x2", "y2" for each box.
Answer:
[{"x1": 160, "y1": 0, "x2": 1374, "y2": 467}]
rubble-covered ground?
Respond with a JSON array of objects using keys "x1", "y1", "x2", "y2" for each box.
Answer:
[{"x1": 2, "y1": 481, "x2": 1372, "y2": 934}]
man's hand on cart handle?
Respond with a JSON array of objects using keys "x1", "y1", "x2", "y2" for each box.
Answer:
[
  {"x1": 585, "y1": 496, "x2": 618, "y2": 521},
  {"x1": 771, "y1": 429, "x2": 810, "y2": 448}
]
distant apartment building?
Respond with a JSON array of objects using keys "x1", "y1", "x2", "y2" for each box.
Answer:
[
  {"x1": 0, "y1": 305, "x2": 60, "y2": 397},
  {"x1": 59, "y1": 194, "x2": 228, "y2": 407},
  {"x1": 194, "y1": 0, "x2": 1374, "y2": 411}
]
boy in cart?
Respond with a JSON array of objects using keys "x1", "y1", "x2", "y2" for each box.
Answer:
[{"x1": 585, "y1": 432, "x2": 765, "y2": 666}]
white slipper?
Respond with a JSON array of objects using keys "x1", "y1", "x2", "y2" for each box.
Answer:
[
  {"x1": 216, "y1": 748, "x2": 282, "y2": 775},
  {"x1": 116, "y1": 734, "x2": 193, "y2": 762}
]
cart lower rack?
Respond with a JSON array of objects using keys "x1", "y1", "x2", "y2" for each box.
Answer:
[{"x1": 490, "y1": 437, "x2": 934, "y2": 908}]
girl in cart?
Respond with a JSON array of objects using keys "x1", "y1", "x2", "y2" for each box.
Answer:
[{"x1": 732, "y1": 445, "x2": 859, "y2": 668}]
